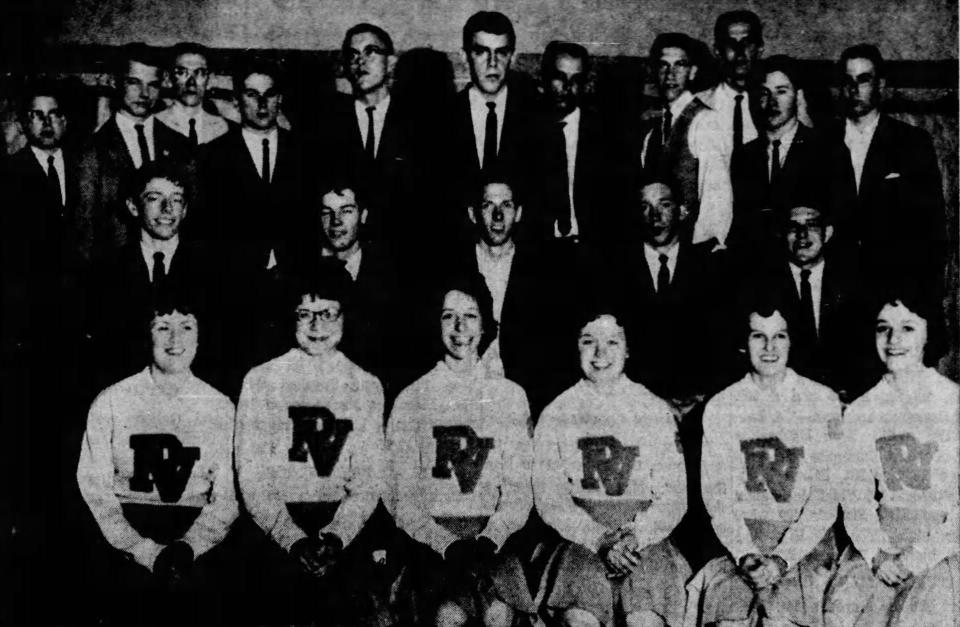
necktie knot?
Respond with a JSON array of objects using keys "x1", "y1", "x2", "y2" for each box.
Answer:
[
  {"x1": 47, "y1": 155, "x2": 55, "y2": 168},
  {"x1": 772, "y1": 139, "x2": 781, "y2": 148},
  {"x1": 152, "y1": 251, "x2": 166, "y2": 286},
  {"x1": 366, "y1": 105, "x2": 376, "y2": 116},
  {"x1": 659, "y1": 253, "x2": 669, "y2": 265},
  {"x1": 153, "y1": 251, "x2": 165, "y2": 265},
  {"x1": 135, "y1": 123, "x2": 151, "y2": 164},
  {"x1": 364, "y1": 106, "x2": 376, "y2": 158},
  {"x1": 735, "y1": 94, "x2": 744, "y2": 104},
  {"x1": 188, "y1": 118, "x2": 198, "y2": 147},
  {"x1": 656, "y1": 253, "x2": 671, "y2": 294},
  {"x1": 801, "y1": 268, "x2": 811, "y2": 282},
  {"x1": 486, "y1": 102, "x2": 496, "y2": 112}
]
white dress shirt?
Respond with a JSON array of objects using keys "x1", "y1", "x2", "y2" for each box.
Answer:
[
  {"x1": 140, "y1": 234, "x2": 179, "y2": 281},
  {"x1": 553, "y1": 107, "x2": 581, "y2": 238},
  {"x1": 115, "y1": 111, "x2": 155, "y2": 168},
  {"x1": 789, "y1": 260, "x2": 825, "y2": 333},
  {"x1": 641, "y1": 90, "x2": 695, "y2": 168},
  {"x1": 241, "y1": 127, "x2": 279, "y2": 181},
  {"x1": 767, "y1": 119, "x2": 799, "y2": 178},
  {"x1": 30, "y1": 146, "x2": 66, "y2": 206},
  {"x1": 355, "y1": 95, "x2": 390, "y2": 158},
  {"x1": 643, "y1": 241, "x2": 679, "y2": 291},
  {"x1": 343, "y1": 248, "x2": 363, "y2": 281},
  {"x1": 844, "y1": 110, "x2": 881, "y2": 192},
  {"x1": 468, "y1": 86, "x2": 508, "y2": 166}
]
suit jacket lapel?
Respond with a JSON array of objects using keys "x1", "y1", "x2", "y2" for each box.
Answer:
[
  {"x1": 859, "y1": 115, "x2": 892, "y2": 197},
  {"x1": 103, "y1": 118, "x2": 136, "y2": 171},
  {"x1": 457, "y1": 91, "x2": 481, "y2": 171},
  {"x1": 779, "y1": 124, "x2": 809, "y2": 193}
]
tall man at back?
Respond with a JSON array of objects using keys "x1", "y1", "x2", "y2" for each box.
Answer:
[{"x1": 156, "y1": 42, "x2": 230, "y2": 148}]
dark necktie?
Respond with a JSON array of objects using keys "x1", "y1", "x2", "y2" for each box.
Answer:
[
  {"x1": 662, "y1": 108, "x2": 673, "y2": 145},
  {"x1": 556, "y1": 121, "x2": 572, "y2": 237},
  {"x1": 482, "y1": 101, "x2": 497, "y2": 170},
  {"x1": 657, "y1": 254, "x2": 670, "y2": 294},
  {"x1": 733, "y1": 94, "x2": 744, "y2": 148},
  {"x1": 135, "y1": 123, "x2": 151, "y2": 166},
  {"x1": 365, "y1": 106, "x2": 376, "y2": 159},
  {"x1": 261, "y1": 138, "x2": 270, "y2": 183},
  {"x1": 46, "y1": 155, "x2": 62, "y2": 208},
  {"x1": 770, "y1": 139, "x2": 782, "y2": 185},
  {"x1": 644, "y1": 110, "x2": 666, "y2": 171},
  {"x1": 188, "y1": 118, "x2": 198, "y2": 147},
  {"x1": 152, "y1": 251, "x2": 166, "y2": 285},
  {"x1": 799, "y1": 269, "x2": 817, "y2": 339}
]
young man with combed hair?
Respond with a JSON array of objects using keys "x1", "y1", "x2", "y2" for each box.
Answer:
[
  {"x1": 695, "y1": 299, "x2": 845, "y2": 626},
  {"x1": 386, "y1": 272, "x2": 534, "y2": 626},
  {"x1": 76, "y1": 298, "x2": 238, "y2": 624},
  {"x1": 155, "y1": 42, "x2": 230, "y2": 147},
  {"x1": 533, "y1": 309, "x2": 689, "y2": 627},
  {"x1": 235, "y1": 262, "x2": 386, "y2": 624}
]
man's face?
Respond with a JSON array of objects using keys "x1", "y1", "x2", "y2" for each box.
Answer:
[
  {"x1": 760, "y1": 70, "x2": 797, "y2": 132},
  {"x1": 320, "y1": 189, "x2": 366, "y2": 252},
  {"x1": 171, "y1": 52, "x2": 209, "y2": 108},
  {"x1": 578, "y1": 314, "x2": 627, "y2": 385},
  {"x1": 119, "y1": 60, "x2": 162, "y2": 119},
  {"x1": 875, "y1": 302, "x2": 927, "y2": 374},
  {"x1": 23, "y1": 95, "x2": 67, "y2": 150},
  {"x1": 657, "y1": 47, "x2": 696, "y2": 103},
  {"x1": 843, "y1": 57, "x2": 881, "y2": 119},
  {"x1": 470, "y1": 182, "x2": 521, "y2": 247},
  {"x1": 294, "y1": 296, "x2": 344, "y2": 357},
  {"x1": 127, "y1": 177, "x2": 187, "y2": 241},
  {"x1": 546, "y1": 53, "x2": 585, "y2": 116},
  {"x1": 747, "y1": 310, "x2": 790, "y2": 380},
  {"x1": 345, "y1": 31, "x2": 395, "y2": 96},
  {"x1": 639, "y1": 182, "x2": 684, "y2": 247},
  {"x1": 466, "y1": 31, "x2": 513, "y2": 96},
  {"x1": 238, "y1": 73, "x2": 282, "y2": 131},
  {"x1": 716, "y1": 21, "x2": 762, "y2": 88},
  {"x1": 440, "y1": 290, "x2": 482, "y2": 362},
  {"x1": 784, "y1": 206, "x2": 832, "y2": 268},
  {"x1": 151, "y1": 311, "x2": 198, "y2": 375}
]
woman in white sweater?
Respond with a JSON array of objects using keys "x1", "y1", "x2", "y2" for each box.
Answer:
[
  {"x1": 387, "y1": 272, "x2": 534, "y2": 627},
  {"x1": 833, "y1": 287, "x2": 959, "y2": 626},
  {"x1": 533, "y1": 309, "x2": 689, "y2": 627}
]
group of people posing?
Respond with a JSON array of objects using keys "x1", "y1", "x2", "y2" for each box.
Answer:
[{"x1": 1, "y1": 6, "x2": 956, "y2": 627}]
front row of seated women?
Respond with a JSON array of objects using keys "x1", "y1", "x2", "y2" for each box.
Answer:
[{"x1": 76, "y1": 260, "x2": 959, "y2": 626}]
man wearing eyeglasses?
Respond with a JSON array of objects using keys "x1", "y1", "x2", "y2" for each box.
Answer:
[
  {"x1": 156, "y1": 42, "x2": 230, "y2": 147},
  {"x1": 530, "y1": 41, "x2": 616, "y2": 247},
  {"x1": 234, "y1": 262, "x2": 386, "y2": 625}
]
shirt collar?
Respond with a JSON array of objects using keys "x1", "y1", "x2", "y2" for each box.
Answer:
[
  {"x1": 746, "y1": 367, "x2": 799, "y2": 400},
  {"x1": 717, "y1": 81, "x2": 747, "y2": 105},
  {"x1": 668, "y1": 91, "x2": 694, "y2": 117},
  {"x1": 770, "y1": 118, "x2": 799, "y2": 147},
  {"x1": 788, "y1": 258, "x2": 825, "y2": 280},
  {"x1": 241, "y1": 126, "x2": 278, "y2": 143},
  {"x1": 643, "y1": 240, "x2": 680, "y2": 265},
  {"x1": 116, "y1": 110, "x2": 153, "y2": 132},
  {"x1": 469, "y1": 84, "x2": 508, "y2": 113},
  {"x1": 476, "y1": 241, "x2": 516, "y2": 265},
  {"x1": 846, "y1": 109, "x2": 881, "y2": 137},
  {"x1": 29, "y1": 145, "x2": 62, "y2": 169},
  {"x1": 140, "y1": 233, "x2": 179, "y2": 259},
  {"x1": 355, "y1": 94, "x2": 391, "y2": 115},
  {"x1": 171, "y1": 101, "x2": 203, "y2": 122},
  {"x1": 562, "y1": 106, "x2": 581, "y2": 127}
]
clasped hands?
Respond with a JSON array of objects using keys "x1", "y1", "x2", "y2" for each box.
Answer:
[
  {"x1": 290, "y1": 533, "x2": 344, "y2": 578},
  {"x1": 598, "y1": 527, "x2": 642, "y2": 578},
  {"x1": 737, "y1": 553, "x2": 788, "y2": 590}
]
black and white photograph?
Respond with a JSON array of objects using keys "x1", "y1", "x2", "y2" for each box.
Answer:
[{"x1": 0, "y1": 0, "x2": 957, "y2": 624}]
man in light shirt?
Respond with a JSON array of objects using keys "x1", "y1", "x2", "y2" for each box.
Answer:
[
  {"x1": 687, "y1": 11, "x2": 764, "y2": 248},
  {"x1": 77, "y1": 43, "x2": 190, "y2": 259},
  {"x1": 156, "y1": 42, "x2": 230, "y2": 147},
  {"x1": 832, "y1": 44, "x2": 945, "y2": 280}
]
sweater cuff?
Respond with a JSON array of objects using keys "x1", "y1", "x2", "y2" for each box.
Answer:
[{"x1": 130, "y1": 538, "x2": 164, "y2": 572}]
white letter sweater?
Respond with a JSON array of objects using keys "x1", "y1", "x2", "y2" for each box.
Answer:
[
  {"x1": 701, "y1": 369, "x2": 840, "y2": 569},
  {"x1": 533, "y1": 376, "x2": 686, "y2": 553},
  {"x1": 235, "y1": 349, "x2": 385, "y2": 552},
  {"x1": 386, "y1": 360, "x2": 533, "y2": 556},
  {"x1": 837, "y1": 368, "x2": 959, "y2": 575},
  {"x1": 77, "y1": 368, "x2": 238, "y2": 571}
]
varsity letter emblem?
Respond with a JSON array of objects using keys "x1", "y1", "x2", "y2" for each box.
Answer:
[
  {"x1": 288, "y1": 406, "x2": 354, "y2": 476},
  {"x1": 740, "y1": 437, "x2": 804, "y2": 503},
  {"x1": 431, "y1": 426, "x2": 495, "y2": 494},
  {"x1": 876, "y1": 434, "x2": 937, "y2": 491},
  {"x1": 129, "y1": 434, "x2": 201, "y2": 503},
  {"x1": 578, "y1": 436, "x2": 639, "y2": 497}
]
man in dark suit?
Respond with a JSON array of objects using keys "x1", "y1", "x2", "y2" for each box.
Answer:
[
  {"x1": 318, "y1": 24, "x2": 423, "y2": 257},
  {"x1": 743, "y1": 204, "x2": 870, "y2": 399},
  {"x1": 445, "y1": 11, "x2": 534, "y2": 232},
  {"x1": 730, "y1": 55, "x2": 847, "y2": 255},
  {"x1": 85, "y1": 161, "x2": 227, "y2": 394},
  {"x1": 530, "y1": 41, "x2": 615, "y2": 247},
  {"x1": 76, "y1": 43, "x2": 191, "y2": 260},
  {"x1": 833, "y1": 44, "x2": 945, "y2": 280}
]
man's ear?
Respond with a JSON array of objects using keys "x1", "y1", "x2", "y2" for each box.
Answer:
[
  {"x1": 824, "y1": 224, "x2": 835, "y2": 244},
  {"x1": 459, "y1": 48, "x2": 469, "y2": 69},
  {"x1": 678, "y1": 203, "x2": 690, "y2": 222},
  {"x1": 515, "y1": 205, "x2": 523, "y2": 222},
  {"x1": 126, "y1": 197, "x2": 140, "y2": 220},
  {"x1": 276, "y1": 93, "x2": 284, "y2": 108},
  {"x1": 689, "y1": 65, "x2": 698, "y2": 82},
  {"x1": 467, "y1": 206, "x2": 477, "y2": 225},
  {"x1": 877, "y1": 76, "x2": 886, "y2": 93},
  {"x1": 360, "y1": 208, "x2": 368, "y2": 225},
  {"x1": 387, "y1": 55, "x2": 398, "y2": 77}
]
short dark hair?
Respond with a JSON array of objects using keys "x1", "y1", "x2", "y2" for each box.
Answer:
[
  {"x1": 318, "y1": 175, "x2": 366, "y2": 211},
  {"x1": 19, "y1": 78, "x2": 68, "y2": 121},
  {"x1": 649, "y1": 33, "x2": 697, "y2": 63},
  {"x1": 762, "y1": 54, "x2": 803, "y2": 91},
  {"x1": 462, "y1": 11, "x2": 516, "y2": 51},
  {"x1": 735, "y1": 287, "x2": 793, "y2": 348},
  {"x1": 540, "y1": 40, "x2": 590, "y2": 78},
  {"x1": 342, "y1": 23, "x2": 395, "y2": 56},
  {"x1": 869, "y1": 275, "x2": 946, "y2": 367},
  {"x1": 288, "y1": 260, "x2": 355, "y2": 314},
  {"x1": 433, "y1": 272, "x2": 498, "y2": 359},
  {"x1": 714, "y1": 10, "x2": 763, "y2": 48},
  {"x1": 169, "y1": 42, "x2": 209, "y2": 66},
  {"x1": 636, "y1": 172, "x2": 685, "y2": 207},
  {"x1": 233, "y1": 56, "x2": 283, "y2": 93},
  {"x1": 839, "y1": 43, "x2": 885, "y2": 78},
  {"x1": 474, "y1": 169, "x2": 522, "y2": 209},
  {"x1": 124, "y1": 160, "x2": 192, "y2": 207},
  {"x1": 114, "y1": 42, "x2": 161, "y2": 78}
]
